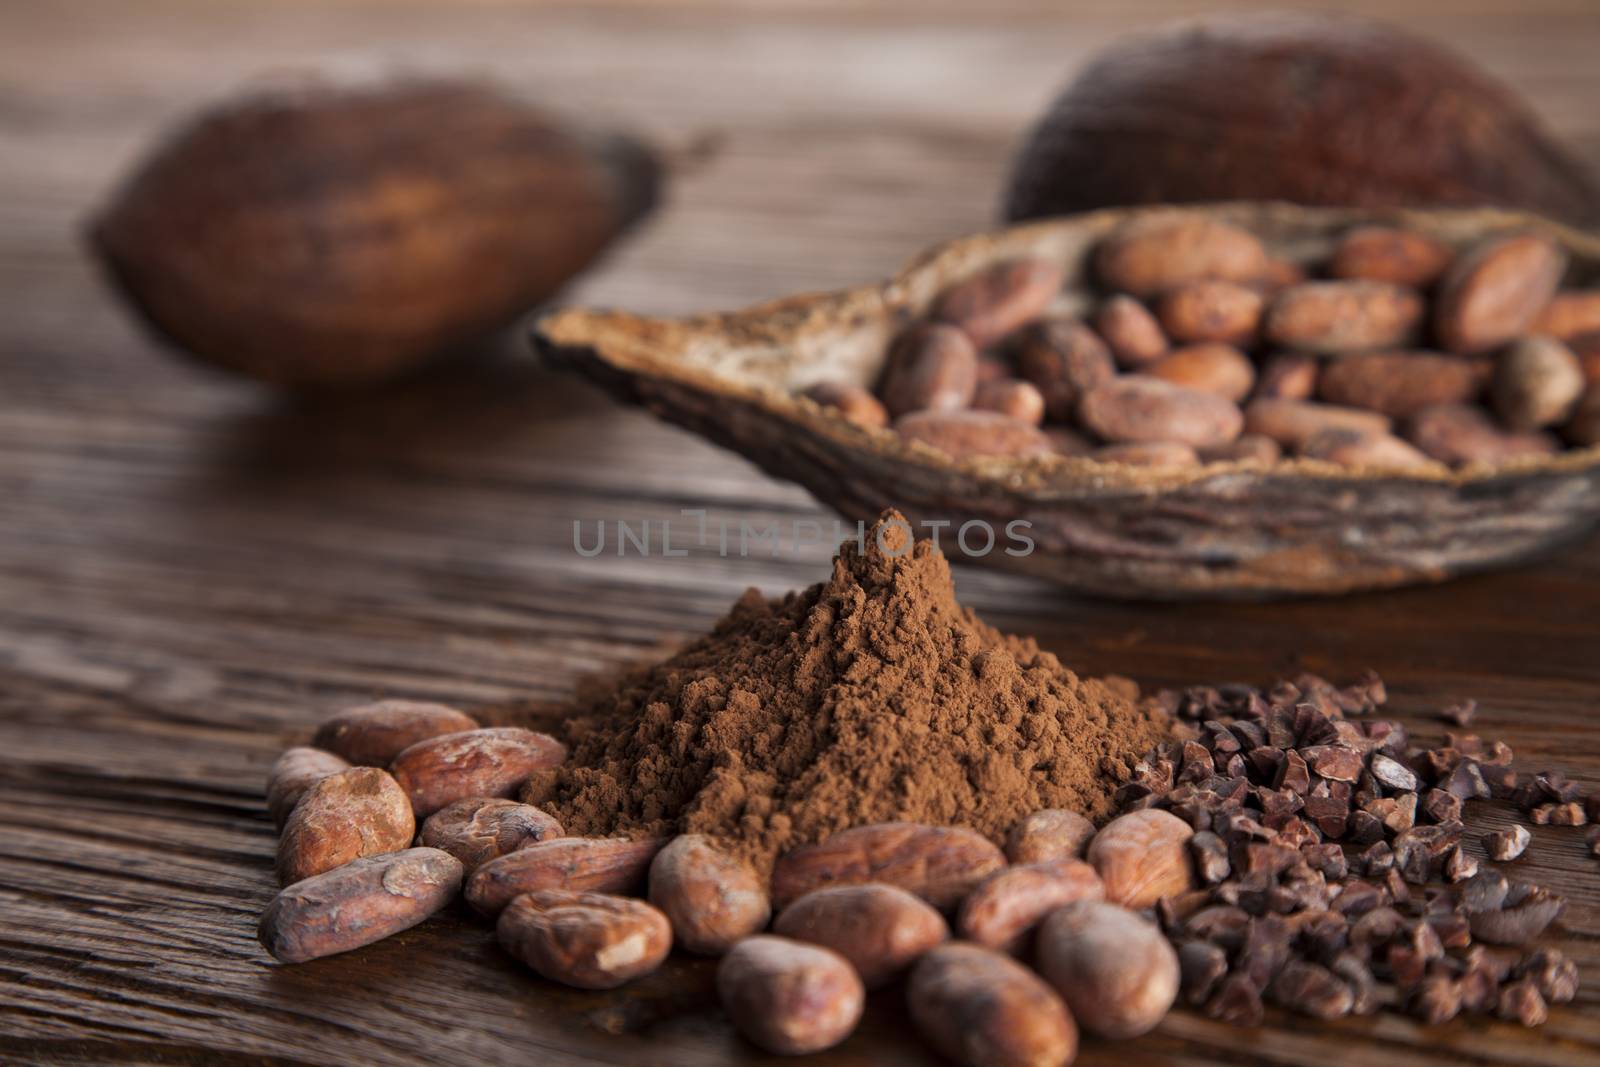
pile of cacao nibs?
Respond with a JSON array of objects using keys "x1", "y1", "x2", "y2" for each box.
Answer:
[
  {"x1": 1121, "y1": 672, "x2": 1586, "y2": 1028},
  {"x1": 800, "y1": 215, "x2": 1600, "y2": 469}
]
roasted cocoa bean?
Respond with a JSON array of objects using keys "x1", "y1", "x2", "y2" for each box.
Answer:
[
  {"x1": 1300, "y1": 429, "x2": 1438, "y2": 470},
  {"x1": 972, "y1": 379, "x2": 1047, "y2": 425},
  {"x1": 1096, "y1": 294, "x2": 1168, "y2": 367},
  {"x1": 1036, "y1": 900, "x2": 1179, "y2": 1039},
  {"x1": 1530, "y1": 289, "x2": 1600, "y2": 341},
  {"x1": 647, "y1": 833, "x2": 770, "y2": 955},
  {"x1": 772, "y1": 883, "x2": 948, "y2": 989},
  {"x1": 465, "y1": 836, "x2": 665, "y2": 916},
  {"x1": 311, "y1": 699, "x2": 477, "y2": 766},
  {"x1": 1005, "y1": 809, "x2": 1096, "y2": 864},
  {"x1": 1012, "y1": 317, "x2": 1115, "y2": 420},
  {"x1": 934, "y1": 258, "x2": 1064, "y2": 348},
  {"x1": 770, "y1": 821, "x2": 1005, "y2": 909},
  {"x1": 1435, "y1": 234, "x2": 1567, "y2": 355},
  {"x1": 1407, "y1": 404, "x2": 1560, "y2": 465},
  {"x1": 1144, "y1": 343, "x2": 1256, "y2": 402},
  {"x1": 717, "y1": 935, "x2": 865, "y2": 1055},
  {"x1": 1244, "y1": 398, "x2": 1393, "y2": 451},
  {"x1": 497, "y1": 889, "x2": 672, "y2": 989},
  {"x1": 908, "y1": 942, "x2": 1078, "y2": 1067},
  {"x1": 802, "y1": 381, "x2": 889, "y2": 430},
  {"x1": 1078, "y1": 378, "x2": 1243, "y2": 448},
  {"x1": 1253, "y1": 352, "x2": 1319, "y2": 401},
  {"x1": 418, "y1": 797, "x2": 563, "y2": 872},
  {"x1": 957, "y1": 858, "x2": 1104, "y2": 953},
  {"x1": 1095, "y1": 216, "x2": 1269, "y2": 297},
  {"x1": 1265, "y1": 281, "x2": 1424, "y2": 354},
  {"x1": 390, "y1": 727, "x2": 566, "y2": 817},
  {"x1": 881, "y1": 324, "x2": 980, "y2": 415},
  {"x1": 1317, "y1": 351, "x2": 1491, "y2": 418},
  {"x1": 1492, "y1": 336, "x2": 1585, "y2": 430},
  {"x1": 1086, "y1": 809, "x2": 1196, "y2": 908},
  {"x1": 1157, "y1": 281, "x2": 1264, "y2": 345},
  {"x1": 277, "y1": 767, "x2": 414, "y2": 885},
  {"x1": 265, "y1": 746, "x2": 350, "y2": 829},
  {"x1": 1329, "y1": 226, "x2": 1454, "y2": 288}
]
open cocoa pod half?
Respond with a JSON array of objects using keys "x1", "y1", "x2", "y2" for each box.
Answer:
[{"x1": 533, "y1": 203, "x2": 1600, "y2": 600}]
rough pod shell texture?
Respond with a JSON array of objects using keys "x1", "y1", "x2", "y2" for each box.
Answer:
[
  {"x1": 92, "y1": 72, "x2": 659, "y2": 388},
  {"x1": 1005, "y1": 13, "x2": 1599, "y2": 227}
]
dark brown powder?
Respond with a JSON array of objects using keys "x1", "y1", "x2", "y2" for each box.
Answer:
[{"x1": 526, "y1": 511, "x2": 1168, "y2": 869}]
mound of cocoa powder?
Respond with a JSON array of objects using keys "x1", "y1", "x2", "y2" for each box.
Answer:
[{"x1": 525, "y1": 511, "x2": 1168, "y2": 868}]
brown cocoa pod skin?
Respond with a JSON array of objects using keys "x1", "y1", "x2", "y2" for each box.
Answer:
[
  {"x1": 932, "y1": 259, "x2": 1064, "y2": 349},
  {"x1": 1006, "y1": 810, "x2": 1096, "y2": 865},
  {"x1": 1094, "y1": 216, "x2": 1269, "y2": 298},
  {"x1": 647, "y1": 834, "x2": 770, "y2": 955},
  {"x1": 973, "y1": 379, "x2": 1047, "y2": 426},
  {"x1": 259, "y1": 847, "x2": 462, "y2": 963},
  {"x1": 770, "y1": 822, "x2": 1006, "y2": 910},
  {"x1": 390, "y1": 727, "x2": 566, "y2": 817},
  {"x1": 907, "y1": 943, "x2": 1078, "y2": 1067},
  {"x1": 465, "y1": 836, "x2": 665, "y2": 916},
  {"x1": 266, "y1": 746, "x2": 350, "y2": 829},
  {"x1": 1144, "y1": 343, "x2": 1256, "y2": 403},
  {"x1": 1244, "y1": 398, "x2": 1392, "y2": 451},
  {"x1": 1408, "y1": 403, "x2": 1561, "y2": 465},
  {"x1": 717, "y1": 936, "x2": 865, "y2": 1056},
  {"x1": 1078, "y1": 378, "x2": 1243, "y2": 448},
  {"x1": 1036, "y1": 900, "x2": 1179, "y2": 1040},
  {"x1": 1492, "y1": 336, "x2": 1585, "y2": 430},
  {"x1": 1265, "y1": 281, "x2": 1424, "y2": 354},
  {"x1": 957, "y1": 859, "x2": 1105, "y2": 954},
  {"x1": 1085, "y1": 809, "x2": 1195, "y2": 909},
  {"x1": 1301, "y1": 429, "x2": 1439, "y2": 471},
  {"x1": 496, "y1": 889, "x2": 672, "y2": 989},
  {"x1": 1199, "y1": 434, "x2": 1283, "y2": 465},
  {"x1": 880, "y1": 324, "x2": 979, "y2": 416},
  {"x1": 802, "y1": 381, "x2": 889, "y2": 430},
  {"x1": 1012, "y1": 318, "x2": 1115, "y2": 420},
  {"x1": 1317, "y1": 351, "x2": 1492, "y2": 418},
  {"x1": 91, "y1": 75, "x2": 660, "y2": 389},
  {"x1": 1004, "y1": 13, "x2": 1600, "y2": 227},
  {"x1": 1091, "y1": 442, "x2": 1200, "y2": 468},
  {"x1": 277, "y1": 767, "x2": 414, "y2": 886},
  {"x1": 1435, "y1": 234, "x2": 1568, "y2": 355},
  {"x1": 1330, "y1": 226, "x2": 1455, "y2": 288},
  {"x1": 894, "y1": 410, "x2": 1055, "y2": 461},
  {"x1": 1157, "y1": 281, "x2": 1263, "y2": 346},
  {"x1": 1095, "y1": 295, "x2": 1169, "y2": 368},
  {"x1": 1253, "y1": 352, "x2": 1319, "y2": 402},
  {"x1": 1531, "y1": 290, "x2": 1600, "y2": 342},
  {"x1": 311, "y1": 700, "x2": 477, "y2": 767},
  {"x1": 418, "y1": 797, "x2": 564, "y2": 873},
  {"x1": 772, "y1": 884, "x2": 949, "y2": 990}
]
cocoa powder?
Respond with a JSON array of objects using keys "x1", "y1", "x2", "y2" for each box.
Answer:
[{"x1": 528, "y1": 512, "x2": 1166, "y2": 869}]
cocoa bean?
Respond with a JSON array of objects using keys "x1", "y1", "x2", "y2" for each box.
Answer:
[
  {"x1": 277, "y1": 767, "x2": 414, "y2": 886},
  {"x1": 389, "y1": 727, "x2": 566, "y2": 817},
  {"x1": 802, "y1": 381, "x2": 889, "y2": 430},
  {"x1": 1199, "y1": 434, "x2": 1282, "y2": 464},
  {"x1": 311, "y1": 699, "x2": 477, "y2": 766},
  {"x1": 907, "y1": 942, "x2": 1078, "y2": 1067},
  {"x1": 258, "y1": 847, "x2": 462, "y2": 963},
  {"x1": 647, "y1": 834, "x2": 770, "y2": 955},
  {"x1": 881, "y1": 324, "x2": 979, "y2": 416},
  {"x1": 895, "y1": 410, "x2": 1055, "y2": 460},
  {"x1": 417, "y1": 797, "x2": 563, "y2": 872},
  {"x1": 1566, "y1": 384, "x2": 1600, "y2": 446},
  {"x1": 496, "y1": 889, "x2": 671, "y2": 989},
  {"x1": 1253, "y1": 352, "x2": 1319, "y2": 401},
  {"x1": 933, "y1": 258, "x2": 1064, "y2": 348},
  {"x1": 973, "y1": 378, "x2": 1047, "y2": 426},
  {"x1": 1530, "y1": 289, "x2": 1600, "y2": 341},
  {"x1": 1078, "y1": 378, "x2": 1243, "y2": 448},
  {"x1": 1492, "y1": 336, "x2": 1585, "y2": 430},
  {"x1": 1091, "y1": 442, "x2": 1200, "y2": 468},
  {"x1": 1095, "y1": 294, "x2": 1168, "y2": 368},
  {"x1": 1006, "y1": 809, "x2": 1096, "y2": 864},
  {"x1": 1244, "y1": 398, "x2": 1392, "y2": 451},
  {"x1": 1012, "y1": 317, "x2": 1114, "y2": 420},
  {"x1": 1407, "y1": 404, "x2": 1560, "y2": 465},
  {"x1": 772, "y1": 883, "x2": 948, "y2": 989},
  {"x1": 1435, "y1": 234, "x2": 1567, "y2": 355},
  {"x1": 1157, "y1": 281, "x2": 1263, "y2": 345},
  {"x1": 1044, "y1": 426, "x2": 1095, "y2": 456},
  {"x1": 1330, "y1": 226, "x2": 1454, "y2": 288},
  {"x1": 1144, "y1": 343, "x2": 1256, "y2": 402},
  {"x1": 465, "y1": 836, "x2": 665, "y2": 916},
  {"x1": 770, "y1": 821, "x2": 1006, "y2": 909},
  {"x1": 1300, "y1": 429, "x2": 1438, "y2": 471},
  {"x1": 1317, "y1": 351, "x2": 1491, "y2": 418},
  {"x1": 1095, "y1": 216, "x2": 1269, "y2": 298},
  {"x1": 717, "y1": 935, "x2": 865, "y2": 1055},
  {"x1": 1036, "y1": 900, "x2": 1179, "y2": 1039},
  {"x1": 1086, "y1": 809, "x2": 1196, "y2": 909},
  {"x1": 957, "y1": 858, "x2": 1104, "y2": 953},
  {"x1": 265, "y1": 746, "x2": 350, "y2": 828},
  {"x1": 1265, "y1": 281, "x2": 1424, "y2": 354}
]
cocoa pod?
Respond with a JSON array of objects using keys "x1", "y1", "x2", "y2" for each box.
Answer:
[
  {"x1": 258, "y1": 847, "x2": 462, "y2": 963},
  {"x1": 1330, "y1": 226, "x2": 1454, "y2": 288},
  {"x1": 1144, "y1": 343, "x2": 1256, "y2": 402},
  {"x1": 418, "y1": 797, "x2": 564, "y2": 872},
  {"x1": 1157, "y1": 281, "x2": 1263, "y2": 346},
  {"x1": 895, "y1": 411, "x2": 1054, "y2": 461},
  {"x1": 772, "y1": 884, "x2": 948, "y2": 989},
  {"x1": 1301, "y1": 429, "x2": 1438, "y2": 471},
  {"x1": 496, "y1": 889, "x2": 671, "y2": 989},
  {"x1": 1006, "y1": 809, "x2": 1096, "y2": 865},
  {"x1": 466, "y1": 836, "x2": 665, "y2": 916},
  {"x1": 1078, "y1": 378, "x2": 1243, "y2": 448},
  {"x1": 1199, "y1": 434, "x2": 1282, "y2": 465},
  {"x1": 908, "y1": 943, "x2": 1077, "y2": 1067},
  {"x1": 277, "y1": 767, "x2": 414, "y2": 886},
  {"x1": 802, "y1": 381, "x2": 889, "y2": 430},
  {"x1": 1095, "y1": 294, "x2": 1169, "y2": 368},
  {"x1": 311, "y1": 699, "x2": 477, "y2": 766},
  {"x1": 1036, "y1": 900, "x2": 1179, "y2": 1040},
  {"x1": 1317, "y1": 351, "x2": 1492, "y2": 418},
  {"x1": 717, "y1": 936, "x2": 865, "y2": 1056},
  {"x1": 933, "y1": 259, "x2": 1064, "y2": 348},
  {"x1": 1492, "y1": 336, "x2": 1585, "y2": 430},
  {"x1": 1091, "y1": 442, "x2": 1200, "y2": 468},
  {"x1": 1254, "y1": 352, "x2": 1319, "y2": 401},
  {"x1": 1265, "y1": 281, "x2": 1424, "y2": 354},
  {"x1": 1409, "y1": 404, "x2": 1561, "y2": 465},
  {"x1": 957, "y1": 859, "x2": 1104, "y2": 954},
  {"x1": 1094, "y1": 215, "x2": 1269, "y2": 297},
  {"x1": 1244, "y1": 398, "x2": 1393, "y2": 451},
  {"x1": 1435, "y1": 234, "x2": 1568, "y2": 355},
  {"x1": 881, "y1": 324, "x2": 979, "y2": 416},
  {"x1": 770, "y1": 822, "x2": 1006, "y2": 909},
  {"x1": 1530, "y1": 290, "x2": 1600, "y2": 342},
  {"x1": 1012, "y1": 317, "x2": 1115, "y2": 420},
  {"x1": 647, "y1": 834, "x2": 770, "y2": 955},
  {"x1": 265, "y1": 746, "x2": 350, "y2": 829},
  {"x1": 1085, "y1": 809, "x2": 1195, "y2": 909},
  {"x1": 390, "y1": 727, "x2": 566, "y2": 817},
  {"x1": 973, "y1": 379, "x2": 1047, "y2": 426}
]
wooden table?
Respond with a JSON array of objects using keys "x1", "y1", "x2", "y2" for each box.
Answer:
[{"x1": 3, "y1": 1, "x2": 1599, "y2": 1064}]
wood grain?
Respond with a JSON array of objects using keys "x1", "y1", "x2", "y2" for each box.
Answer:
[{"x1": 2, "y1": 1, "x2": 1599, "y2": 1065}]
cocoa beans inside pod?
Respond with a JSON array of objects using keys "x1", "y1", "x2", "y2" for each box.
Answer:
[
  {"x1": 92, "y1": 71, "x2": 660, "y2": 388},
  {"x1": 1004, "y1": 13, "x2": 1600, "y2": 226}
]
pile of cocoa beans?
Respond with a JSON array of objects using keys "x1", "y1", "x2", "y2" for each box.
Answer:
[{"x1": 801, "y1": 216, "x2": 1600, "y2": 470}]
